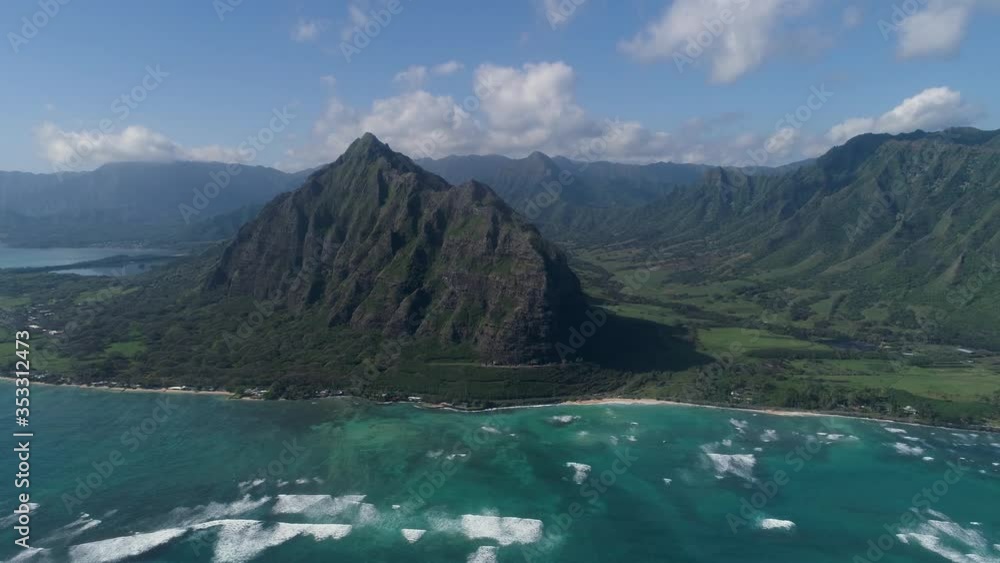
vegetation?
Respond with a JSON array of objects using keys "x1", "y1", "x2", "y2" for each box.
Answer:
[{"x1": 2, "y1": 129, "x2": 999, "y2": 428}]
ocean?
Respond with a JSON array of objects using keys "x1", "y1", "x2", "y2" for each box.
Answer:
[{"x1": 1, "y1": 381, "x2": 997, "y2": 562}]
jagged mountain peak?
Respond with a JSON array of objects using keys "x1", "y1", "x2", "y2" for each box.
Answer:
[{"x1": 206, "y1": 138, "x2": 586, "y2": 365}]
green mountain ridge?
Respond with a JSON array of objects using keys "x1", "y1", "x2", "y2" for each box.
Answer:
[{"x1": 207, "y1": 133, "x2": 588, "y2": 365}]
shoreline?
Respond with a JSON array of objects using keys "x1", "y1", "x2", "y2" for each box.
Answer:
[
  {"x1": 12, "y1": 379, "x2": 233, "y2": 397},
  {"x1": 5, "y1": 378, "x2": 997, "y2": 433},
  {"x1": 418, "y1": 397, "x2": 1000, "y2": 433}
]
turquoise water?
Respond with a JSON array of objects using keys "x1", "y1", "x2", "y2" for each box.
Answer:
[{"x1": 1, "y1": 382, "x2": 998, "y2": 563}]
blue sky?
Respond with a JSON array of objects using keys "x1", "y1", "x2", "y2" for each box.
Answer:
[{"x1": 2, "y1": 0, "x2": 998, "y2": 173}]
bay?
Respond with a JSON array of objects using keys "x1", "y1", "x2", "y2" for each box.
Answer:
[
  {"x1": 0, "y1": 246, "x2": 175, "y2": 277},
  {"x1": 1, "y1": 382, "x2": 997, "y2": 562}
]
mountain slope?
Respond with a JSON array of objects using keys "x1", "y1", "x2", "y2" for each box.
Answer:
[
  {"x1": 0, "y1": 161, "x2": 310, "y2": 246},
  {"x1": 207, "y1": 133, "x2": 587, "y2": 364},
  {"x1": 593, "y1": 128, "x2": 1000, "y2": 347},
  {"x1": 416, "y1": 152, "x2": 713, "y2": 237}
]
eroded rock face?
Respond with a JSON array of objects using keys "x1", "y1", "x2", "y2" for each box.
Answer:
[{"x1": 207, "y1": 133, "x2": 586, "y2": 364}]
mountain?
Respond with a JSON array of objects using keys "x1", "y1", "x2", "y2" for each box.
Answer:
[
  {"x1": 0, "y1": 161, "x2": 310, "y2": 246},
  {"x1": 418, "y1": 152, "x2": 713, "y2": 208},
  {"x1": 595, "y1": 127, "x2": 1000, "y2": 347},
  {"x1": 416, "y1": 152, "x2": 713, "y2": 237},
  {"x1": 206, "y1": 133, "x2": 587, "y2": 365},
  {"x1": 416, "y1": 152, "x2": 813, "y2": 240}
]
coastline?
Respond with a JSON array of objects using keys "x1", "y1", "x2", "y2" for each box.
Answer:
[
  {"x1": 419, "y1": 397, "x2": 1000, "y2": 434},
  {"x1": 9, "y1": 379, "x2": 233, "y2": 397},
  {"x1": 5, "y1": 378, "x2": 996, "y2": 433}
]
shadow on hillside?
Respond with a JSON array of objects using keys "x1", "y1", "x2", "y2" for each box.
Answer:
[{"x1": 576, "y1": 311, "x2": 713, "y2": 372}]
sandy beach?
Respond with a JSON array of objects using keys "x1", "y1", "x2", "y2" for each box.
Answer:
[{"x1": 6, "y1": 378, "x2": 233, "y2": 397}]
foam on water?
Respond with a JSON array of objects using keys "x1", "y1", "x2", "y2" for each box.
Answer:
[
  {"x1": 271, "y1": 494, "x2": 364, "y2": 517},
  {"x1": 44, "y1": 513, "x2": 102, "y2": 545},
  {"x1": 923, "y1": 456, "x2": 936, "y2": 461},
  {"x1": 1, "y1": 503, "x2": 40, "y2": 529},
  {"x1": 759, "y1": 519, "x2": 795, "y2": 531},
  {"x1": 706, "y1": 453, "x2": 756, "y2": 481},
  {"x1": 166, "y1": 494, "x2": 271, "y2": 527},
  {"x1": 760, "y1": 430, "x2": 778, "y2": 442},
  {"x1": 480, "y1": 426, "x2": 502, "y2": 435},
  {"x1": 358, "y1": 503, "x2": 378, "y2": 524},
  {"x1": 663, "y1": 478, "x2": 673, "y2": 486},
  {"x1": 892, "y1": 442, "x2": 925, "y2": 456},
  {"x1": 896, "y1": 532, "x2": 974, "y2": 563},
  {"x1": 549, "y1": 415, "x2": 580, "y2": 426},
  {"x1": 460, "y1": 515, "x2": 544, "y2": 545},
  {"x1": 566, "y1": 462, "x2": 591, "y2": 484},
  {"x1": 885, "y1": 427, "x2": 908, "y2": 434},
  {"x1": 401, "y1": 529, "x2": 426, "y2": 543},
  {"x1": 67, "y1": 528, "x2": 187, "y2": 563},
  {"x1": 927, "y1": 520, "x2": 988, "y2": 551},
  {"x1": 729, "y1": 419, "x2": 748, "y2": 433},
  {"x1": 467, "y1": 546, "x2": 498, "y2": 563},
  {"x1": 8, "y1": 547, "x2": 50, "y2": 562},
  {"x1": 193, "y1": 519, "x2": 352, "y2": 563}
]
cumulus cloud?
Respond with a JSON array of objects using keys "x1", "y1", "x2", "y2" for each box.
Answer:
[
  {"x1": 891, "y1": 0, "x2": 973, "y2": 58},
  {"x1": 282, "y1": 60, "x2": 806, "y2": 170},
  {"x1": 825, "y1": 87, "x2": 982, "y2": 145},
  {"x1": 35, "y1": 123, "x2": 249, "y2": 170},
  {"x1": 393, "y1": 65, "x2": 429, "y2": 90},
  {"x1": 292, "y1": 18, "x2": 322, "y2": 42},
  {"x1": 431, "y1": 60, "x2": 464, "y2": 76},
  {"x1": 393, "y1": 62, "x2": 464, "y2": 89},
  {"x1": 618, "y1": 0, "x2": 816, "y2": 83}
]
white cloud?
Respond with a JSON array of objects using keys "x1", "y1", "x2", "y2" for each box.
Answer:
[
  {"x1": 618, "y1": 0, "x2": 816, "y2": 83},
  {"x1": 320, "y1": 75, "x2": 337, "y2": 88},
  {"x1": 292, "y1": 18, "x2": 322, "y2": 42},
  {"x1": 825, "y1": 87, "x2": 982, "y2": 145},
  {"x1": 894, "y1": 0, "x2": 972, "y2": 58},
  {"x1": 394, "y1": 62, "x2": 464, "y2": 90},
  {"x1": 889, "y1": 0, "x2": 1000, "y2": 58},
  {"x1": 35, "y1": 123, "x2": 250, "y2": 170},
  {"x1": 431, "y1": 60, "x2": 464, "y2": 76},
  {"x1": 393, "y1": 65, "x2": 429, "y2": 90},
  {"x1": 283, "y1": 60, "x2": 805, "y2": 170}
]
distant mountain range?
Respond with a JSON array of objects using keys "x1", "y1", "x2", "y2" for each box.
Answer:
[
  {"x1": 0, "y1": 162, "x2": 310, "y2": 246},
  {"x1": 0, "y1": 150, "x2": 808, "y2": 247}
]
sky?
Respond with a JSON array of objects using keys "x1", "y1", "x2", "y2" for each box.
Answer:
[{"x1": 2, "y1": 0, "x2": 999, "y2": 174}]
